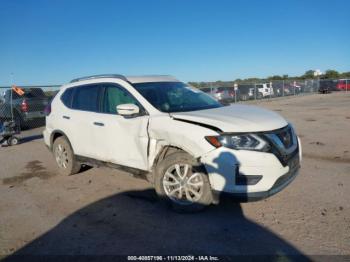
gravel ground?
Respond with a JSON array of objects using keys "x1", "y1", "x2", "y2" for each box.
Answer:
[{"x1": 0, "y1": 92, "x2": 349, "y2": 258}]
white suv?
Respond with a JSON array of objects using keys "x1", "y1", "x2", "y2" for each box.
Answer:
[{"x1": 44, "y1": 75, "x2": 301, "y2": 211}]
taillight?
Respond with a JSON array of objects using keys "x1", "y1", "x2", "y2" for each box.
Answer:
[
  {"x1": 21, "y1": 99, "x2": 28, "y2": 112},
  {"x1": 44, "y1": 103, "x2": 51, "y2": 116}
]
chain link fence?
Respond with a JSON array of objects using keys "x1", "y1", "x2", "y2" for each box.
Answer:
[
  {"x1": 0, "y1": 85, "x2": 60, "y2": 145},
  {"x1": 0, "y1": 79, "x2": 349, "y2": 145},
  {"x1": 198, "y1": 78, "x2": 349, "y2": 103}
]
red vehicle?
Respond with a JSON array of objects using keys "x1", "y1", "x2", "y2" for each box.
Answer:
[{"x1": 336, "y1": 79, "x2": 350, "y2": 91}]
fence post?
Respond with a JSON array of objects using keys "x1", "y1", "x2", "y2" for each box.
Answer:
[
  {"x1": 254, "y1": 83, "x2": 257, "y2": 100},
  {"x1": 282, "y1": 80, "x2": 285, "y2": 97},
  {"x1": 293, "y1": 81, "x2": 296, "y2": 96}
]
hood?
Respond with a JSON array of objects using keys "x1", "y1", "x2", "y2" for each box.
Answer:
[{"x1": 170, "y1": 104, "x2": 288, "y2": 133}]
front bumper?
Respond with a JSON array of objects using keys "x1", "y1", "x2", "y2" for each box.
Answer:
[
  {"x1": 214, "y1": 162, "x2": 299, "y2": 201},
  {"x1": 200, "y1": 135, "x2": 302, "y2": 198}
]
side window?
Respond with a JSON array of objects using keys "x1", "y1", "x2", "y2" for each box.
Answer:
[
  {"x1": 102, "y1": 85, "x2": 139, "y2": 114},
  {"x1": 60, "y1": 88, "x2": 74, "y2": 108},
  {"x1": 72, "y1": 85, "x2": 100, "y2": 112}
]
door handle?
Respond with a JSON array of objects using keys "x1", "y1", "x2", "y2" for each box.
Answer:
[
  {"x1": 93, "y1": 122, "x2": 104, "y2": 127},
  {"x1": 63, "y1": 115, "x2": 70, "y2": 120}
]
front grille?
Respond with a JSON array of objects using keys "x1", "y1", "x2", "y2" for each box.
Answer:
[
  {"x1": 276, "y1": 128, "x2": 293, "y2": 148},
  {"x1": 263, "y1": 124, "x2": 299, "y2": 167}
]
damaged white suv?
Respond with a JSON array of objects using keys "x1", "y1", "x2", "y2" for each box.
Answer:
[{"x1": 44, "y1": 75, "x2": 301, "y2": 211}]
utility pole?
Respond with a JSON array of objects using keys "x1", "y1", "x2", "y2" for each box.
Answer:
[
  {"x1": 10, "y1": 73, "x2": 14, "y2": 121},
  {"x1": 234, "y1": 83, "x2": 238, "y2": 103}
]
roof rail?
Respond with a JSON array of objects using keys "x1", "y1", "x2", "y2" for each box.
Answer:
[{"x1": 70, "y1": 74, "x2": 128, "y2": 83}]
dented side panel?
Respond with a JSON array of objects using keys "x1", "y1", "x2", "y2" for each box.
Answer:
[{"x1": 147, "y1": 114, "x2": 219, "y2": 168}]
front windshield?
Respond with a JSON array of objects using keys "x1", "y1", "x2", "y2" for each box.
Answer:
[{"x1": 133, "y1": 82, "x2": 223, "y2": 113}]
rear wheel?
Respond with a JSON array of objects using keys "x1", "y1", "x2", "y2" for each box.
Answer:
[
  {"x1": 154, "y1": 152, "x2": 213, "y2": 212},
  {"x1": 7, "y1": 136, "x2": 19, "y2": 146},
  {"x1": 53, "y1": 137, "x2": 81, "y2": 176}
]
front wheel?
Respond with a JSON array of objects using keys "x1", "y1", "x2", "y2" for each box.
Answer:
[{"x1": 154, "y1": 152, "x2": 213, "y2": 212}]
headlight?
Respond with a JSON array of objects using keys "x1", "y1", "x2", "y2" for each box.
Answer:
[{"x1": 205, "y1": 134, "x2": 270, "y2": 151}]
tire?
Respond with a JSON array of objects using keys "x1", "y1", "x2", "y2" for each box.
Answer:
[
  {"x1": 154, "y1": 152, "x2": 213, "y2": 212},
  {"x1": 52, "y1": 136, "x2": 81, "y2": 176},
  {"x1": 7, "y1": 136, "x2": 19, "y2": 146}
]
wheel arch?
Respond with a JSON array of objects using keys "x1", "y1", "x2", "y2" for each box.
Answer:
[
  {"x1": 151, "y1": 145, "x2": 187, "y2": 170},
  {"x1": 50, "y1": 130, "x2": 74, "y2": 152}
]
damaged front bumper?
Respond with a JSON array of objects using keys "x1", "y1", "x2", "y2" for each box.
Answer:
[{"x1": 200, "y1": 137, "x2": 302, "y2": 201}]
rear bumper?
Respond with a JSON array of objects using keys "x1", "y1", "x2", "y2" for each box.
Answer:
[{"x1": 22, "y1": 111, "x2": 45, "y2": 121}]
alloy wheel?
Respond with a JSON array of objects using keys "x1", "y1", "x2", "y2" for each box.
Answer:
[{"x1": 162, "y1": 163, "x2": 204, "y2": 205}]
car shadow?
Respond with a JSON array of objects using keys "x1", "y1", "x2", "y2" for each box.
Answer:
[
  {"x1": 4, "y1": 194, "x2": 308, "y2": 259},
  {"x1": 19, "y1": 134, "x2": 43, "y2": 144},
  {"x1": 4, "y1": 151, "x2": 308, "y2": 260}
]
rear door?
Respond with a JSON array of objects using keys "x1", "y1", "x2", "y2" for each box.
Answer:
[{"x1": 69, "y1": 84, "x2": 103, "y2": 159}]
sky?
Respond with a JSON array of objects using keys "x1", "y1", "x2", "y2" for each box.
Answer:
[{"x1": 0, "y1": 0, "x2": 349, "y2": 85}]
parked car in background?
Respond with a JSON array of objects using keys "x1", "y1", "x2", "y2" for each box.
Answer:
[
  {"x1": 319, "y1": 79, "x2": 350, "y2": 93},
  {"x1": 237, "y1": 84, "x2": 272, "y2": 99},
  {"x1": 0, "y1": 88, "x2": 49, "y2": 128},
  {"x1": 256, "y1": 83, "x2": 274, "y2": 98},
  {"x1": 290, "y1": 81, "x2": 302, "y2": 94},
  {"x1": 201, "y1": 87, "x2": 234, "y2": 104},
  {"x1": 44, "y1": 74, "x2": 302, "y2": 212},
  {"x1": 236, "y1": 84, "x2": 255, "y2": 100},
  {"x1": 336, "y1": 79, "x2": 350, "y2": 91},
  {"x1": 319, "y1": 80, "x2": 337, "y2": 93}
]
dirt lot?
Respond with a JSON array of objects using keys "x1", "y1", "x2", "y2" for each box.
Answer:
[{"x1": 0, "y1": 92, "x2": 349, "y2": 258}]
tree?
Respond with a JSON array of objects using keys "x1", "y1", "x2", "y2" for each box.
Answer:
[
  {"x1": 302, "y1": 70, "x2": 316, "y2": 79},
  {"x1": 267, "y1": 75, "x2": 283, "y2": 80},
  {"x1": 340, "y1": 71, "x2": 350, "y2": 78},
  {"x1": 322, "y1": 70, "x2": 340, "y2": 79}
]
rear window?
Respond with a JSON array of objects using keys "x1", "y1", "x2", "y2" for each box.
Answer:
[
  {"x1": 72, "y1": 85, "x2": 100, "y2": 112},
  {"x1": 60, "y1": 88, "x2": 74, "y2": 108},
  {"x1": 25, "y1": 89, "x2": 46, "y2": 98}
]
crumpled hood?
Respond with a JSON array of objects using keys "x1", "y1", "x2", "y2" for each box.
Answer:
[{"x1": 171, "y1": 104, "x2": 288, "y2": 133}]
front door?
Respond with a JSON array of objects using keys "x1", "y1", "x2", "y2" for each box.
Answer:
[{"x1": 91, "y1": 83, "x2": 149, "y2": 170}]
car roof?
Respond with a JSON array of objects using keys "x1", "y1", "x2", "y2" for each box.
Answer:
[
  {"x1": 126, "y1": 75, "x2": 179, "y2": 83},
  {"x1": 70, "y1": 74, "x2": 180, "y2": 84}
]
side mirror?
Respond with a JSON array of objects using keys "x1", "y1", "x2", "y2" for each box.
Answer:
[{"x1": 116, "y1": 104, "x2": 140, "y2": 117}]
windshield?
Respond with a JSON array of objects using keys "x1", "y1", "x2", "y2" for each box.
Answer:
[{"x1": 133, "y1": 82, "x2": 223, "y2": 113}]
